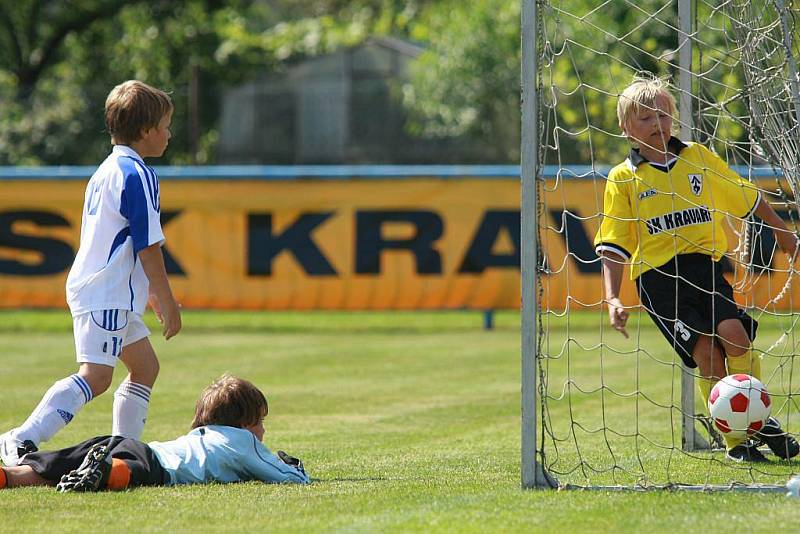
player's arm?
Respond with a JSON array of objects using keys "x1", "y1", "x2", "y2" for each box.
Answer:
[
  {"x1": 709, "y1": 147, "x2": 799, "y2": 259},
  {"x1": 594, "y1": 170, "x2": 634, "y2": 339},
  {"x1": 239, "y1": 436, "x2": 310, "y2": 484},
  {"x1": 600, "y1": 251, "x2": 629, "y2": 338},
  {"x1": 139, "y1": 244, "x2": 182, "y2": 339},
  {"x1": 754, "y1": 197, "x2": 800, "y2": 260},
  {"x1": 123, "y1": 165, "x2": 181, "y2": 339}
]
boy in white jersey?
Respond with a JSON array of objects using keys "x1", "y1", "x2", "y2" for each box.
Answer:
[
  {"x1": 0, "y1": 376, "x2": 309, "y2": 490},
  {"x1": 594, "y1": 75, "x2": 800, "y2": 462},
  {"x1": 0, "y1": 80, "x2": 182, "y2": 466}
]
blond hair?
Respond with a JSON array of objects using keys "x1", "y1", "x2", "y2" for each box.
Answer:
[
  {"x1": 190, "y1": 375, "x2": 268, "y2": 429},
  {"x1": 105, "y1": 80, "x2": 173, "y2": 145},
  {"x1": 617, "y1": 75, "x2": 677, "y2": 132}
]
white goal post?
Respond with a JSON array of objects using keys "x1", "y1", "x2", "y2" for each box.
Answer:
[{"x1": 521, "y1": 0, "x2": 550, "y2": 489}]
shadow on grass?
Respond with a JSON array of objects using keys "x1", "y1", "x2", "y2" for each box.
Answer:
[{"x1": 311, "y1": 477, "x2": 387, "y2": 484}]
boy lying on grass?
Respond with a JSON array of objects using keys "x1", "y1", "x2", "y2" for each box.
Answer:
[{"x1": 0, "y1": 375, "x2": 309, "y2": 491}]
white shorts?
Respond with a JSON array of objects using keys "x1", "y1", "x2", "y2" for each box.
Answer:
[{"x1": 73, "y1": 310, "x2": 150, "y2": 367}]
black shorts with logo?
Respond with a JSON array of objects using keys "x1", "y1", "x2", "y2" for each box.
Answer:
[
  {"x1": 635, "y1": 253, "x2": 758, "y2": 369},
  {"x1": 20, "y1": 435, "x2": 167, "y2": 487}
]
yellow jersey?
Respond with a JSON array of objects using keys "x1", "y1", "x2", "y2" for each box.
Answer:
[{"x1": 594, "y1": 137, "x2": 760, "y2": 279}]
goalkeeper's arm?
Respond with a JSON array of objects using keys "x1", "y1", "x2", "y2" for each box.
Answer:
[
  {"x1": 755, "y1": 198, "x2": 800, "y2": 260},
  {"x1": 600, "y1": 251, "x2": 629, "y2": 339}
]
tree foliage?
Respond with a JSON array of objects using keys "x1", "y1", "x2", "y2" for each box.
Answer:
[
  {"x1": 0, "y1": 0, "x2": 746, "y2": 165},
  {"x1": 0, "y1": 0, "x2": 445, "y2": 164},
  {"x1": 403, "y1": 0, "x2": 520, "y2": 162},
  {"x1": 0, "y1": 0, "x2": 248, "y2": 164}
]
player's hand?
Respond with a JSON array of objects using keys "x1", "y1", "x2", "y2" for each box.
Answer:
[
  {"x1": 607, "y1": 297, "x2": 629, "y2": 339},
  {"x1": 277, "y1": 450, "x2": 305, "y2": 473},
  {"x1": 159, "y1": 297, "x2": 182, "y2": 340},
  {"x1": 148, "y1": 292, "x2": 163, "y2": 323},
  {"x1": 781, "y1": 232, "x2": 800, "y2": 263}
]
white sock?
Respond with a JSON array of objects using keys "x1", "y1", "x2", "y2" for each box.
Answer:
[
  {"x1": 15, "y1": 374, "x2": 93, "y2": 445},
  {"x1": 112, "y1": 381, "x2": 152, "y2": 438}
]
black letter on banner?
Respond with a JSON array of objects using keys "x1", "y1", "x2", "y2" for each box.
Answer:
[
  {"x1": 0, "y1": 211, "x2": 74, "y2": 275},
  {"x1": 356, "y1": 211, "x2": 443, "y2": 274},
  {"x1": 547, "y1": 209, "x2": 600, "y2": 274},
  {"x1": 161, "y1": 211, "x2": 186, "y2": 276},
  {"x1": 248, "y1": 212, "x2": 336, "y2": 276},
  {"x1": 458, "y1": 210, "x2": 520, "y2": 273}
]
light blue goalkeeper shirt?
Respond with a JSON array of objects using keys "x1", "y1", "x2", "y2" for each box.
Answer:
[{"x1": 147, "y1": 425, "x2": 310, "y2": 486}]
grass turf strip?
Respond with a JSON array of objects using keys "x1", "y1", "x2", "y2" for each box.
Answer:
[{"x1": 1, "y1": 310, "x2": 800, "y2": 532}]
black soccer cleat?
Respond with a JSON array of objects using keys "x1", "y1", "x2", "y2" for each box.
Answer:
[
  {"x1": 726, "y1": 443, "x2": 769, "y2": 463},
  {"x1": 56, "y1": 443, "x2": 112, "y2": 492},
  {"x1": 755, "y1": 417, "x2": 800, "y2": 460},
  {"x1": 696, "y1": 414, "x2": 725, "y2": 450}
]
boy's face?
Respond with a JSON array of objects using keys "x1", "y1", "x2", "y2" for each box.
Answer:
[
  {"x1": 623, "y1": 94, "x2": 673, "y2": 154},
  {"x1": 243, "y1": 416, "x2": 266, "y2": 441},
  {"x1": 137, "y1": 110, "x2": 172, "y2": 158}
]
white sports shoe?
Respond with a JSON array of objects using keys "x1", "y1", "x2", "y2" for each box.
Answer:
[{"x1": 0, "y1": 430, "x2": 38, "y2": 466}]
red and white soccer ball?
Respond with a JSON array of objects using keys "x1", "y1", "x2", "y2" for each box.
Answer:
[{"x1": 708, "y1": 374, "x2": 771, "y2": 440}]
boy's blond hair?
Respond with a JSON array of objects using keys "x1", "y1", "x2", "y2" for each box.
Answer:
[
  {"x1": 191, "y1": 375, "x2": 269, "y2": 429},
  {"x1": 105, "y1": 80, "x2": 173, "y2": 145},
  {"x1": 617, "y1": 75, "x2": 678, "y2": 132}
]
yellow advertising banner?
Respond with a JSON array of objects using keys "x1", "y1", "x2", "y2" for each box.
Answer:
[
  {"x1": 0, "y1": 175, "x2": 796, "y2": 311},
  {"x1": 0, "y1": 178, "x2": 520, "y2": 310}
]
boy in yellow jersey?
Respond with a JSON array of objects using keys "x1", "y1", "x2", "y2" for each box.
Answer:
[{"x1": 594, "y1": 75, "x2": 800, "y2": 462}]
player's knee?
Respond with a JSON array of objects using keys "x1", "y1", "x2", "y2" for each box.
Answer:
[
  {"x1": 717, "y1": 320, "x2": 751, "y2": 356},
  {"x1": 692, "y1": 335, "x2": 725, "y2": 378},
  {"x1": 725, "y1": 344, "x2": 750, "y2": 357},
  {"x1": 130, "y1": 358, "x2": 159, "y2": 387},
  {"x1": 82, "y1": 373, "x2": 113, "y2": 397},
  {"x1": 148, "y1": 359, "x2": 160, "y2": 383},
  {"x1": 723, "y1": 334, "x2": 751, "y2": 356}
]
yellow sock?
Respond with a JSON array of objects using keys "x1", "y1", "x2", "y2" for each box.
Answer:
[
  {"x1": 726, "y1": 348, "x2": 762, "y2": 381},
  {"x1": 698, "y1": 377, "x2": 713, "y2": 406},
  {"x1": 721, "y1": 432, "x2": 746, "y2": 450},
  {"x1": 699, "y1": 376, "x2": 745, "y2": 450},
  {"x1": 724, "y1": 348, "x2": 761, "y2": 450}
]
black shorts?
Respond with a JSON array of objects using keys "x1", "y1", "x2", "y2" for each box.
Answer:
[
  {"x1": 20, "y1": 435, "x2": 167, "y2": 487},
  {"x1": 636, "y1": 253, "x2": 758, "y2": 369}
]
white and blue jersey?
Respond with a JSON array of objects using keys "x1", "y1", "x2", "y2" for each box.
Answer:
[
  {"x1": 66, "y1": 145, "x2": 164, "y2": 316},
  {"x1": 148, "y1": 425, "x2": 310, "y2": 486}
]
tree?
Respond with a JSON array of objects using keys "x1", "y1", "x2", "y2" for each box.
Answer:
[
  {"x1": 0, "y1": 0, "x2": 429, "y2": 164},
  {"x1": 0, "y1": 1, "x2": 168, "y2": 101},
  {"x1": 402, "y1": 0, "x2": 520, "y2": 163},
  {"x1": 0, "y1": 0, "x2": 230, "y2": 164}
]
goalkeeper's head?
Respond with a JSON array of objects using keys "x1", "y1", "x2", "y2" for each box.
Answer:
[
  {"x1": 190, "y1": 375, "x2": 269, "y2": 430},
  {"x1": 617, "y1": 74, "x2": 678, "y2": 138}
]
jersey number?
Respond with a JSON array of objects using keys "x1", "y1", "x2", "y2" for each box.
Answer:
[
  {"x1": 102, "y1": 336, "x2": 121, "y2": 357},
  {"x1": 674, "y1": 321, "x2": 691, "y2": 342}
]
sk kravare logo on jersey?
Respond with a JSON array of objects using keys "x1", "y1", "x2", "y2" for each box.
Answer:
[
  {"x1": 688, "y1": 174, "x2": 703, "y2": 196},
  {"x1": 644, "y1": 205, "x2": 712, "y2": 235}
]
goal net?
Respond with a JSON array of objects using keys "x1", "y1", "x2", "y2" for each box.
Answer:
[{"x1": 523, "y1": 0, "x2": 800, "y2": 489}]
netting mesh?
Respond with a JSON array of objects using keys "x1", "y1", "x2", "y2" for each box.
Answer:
[{"x1": 536, "y1": 0, "x2": 800, "y2": 488}]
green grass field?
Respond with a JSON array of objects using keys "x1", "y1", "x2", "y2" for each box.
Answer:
[{"x1": 3, "y1": 310, "x2": 800, "y2": 532}]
